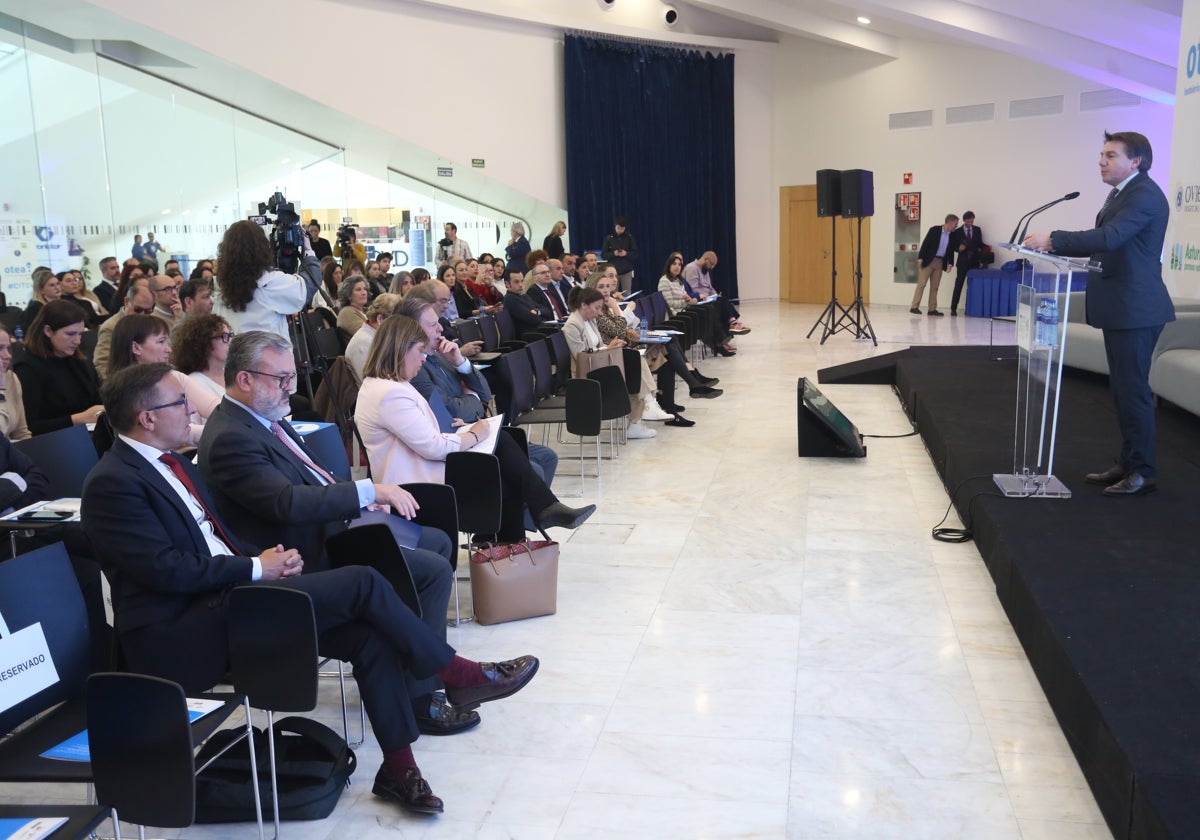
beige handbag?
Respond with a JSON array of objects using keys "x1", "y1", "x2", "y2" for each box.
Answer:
[
  {"x1": 573, "y1": 346, "x2": 622, "y2": 378},
  {"x1": 469, "y1": 540, "x2": 560, "y2": 625}
]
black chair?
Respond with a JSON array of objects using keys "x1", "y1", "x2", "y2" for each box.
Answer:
[
  {"x1": 562, "y1": 378, "x2": 603, "y2": 493},
  {"x1": 587, "y1": 365, "x2": 632, "y2": 458},
  {"x1": 491, "y1": 308, "x2": 529, "y2": 350},
  {"x1": 527, "y1": 338, "x2": 567, "y2": 408},
  {"x1": 0, "y1": 544, "x2": 246, "y2": 821},
  {"x1": 444, "y1": 451, "x2": 503, "y2": 625},
  {"x1": 547, "y1": 331, "x2": 573, "y2": 395},
  {"x1": 87, "y1": 672, "x2": 200, "y2": 839},
  {"x1": 227, "y1": 585, "x2": 319, "y2": 840},
  {"x1": 13, "y1": 424, "x2": 99, "y2": 498},
  {"x1": 494, "y1": 349, "x2": 565, "y2": 441},
  {"x1": 454, "y1": 318, "x2": 500, "y2": 362},
  {"x1": 477, "y1": 314, "x2": 522, "y2": 356}
]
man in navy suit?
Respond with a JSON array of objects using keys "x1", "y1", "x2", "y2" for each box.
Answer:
[
  {"x1": 912, "y1": 214, "x2": 958, "y2": 315},
  {"x1": 82, "y1": 363, "x2": 539, "y2": 814},
  {"x1": 1025, "y1": 131, "x2": 1174, "y2": 496},
  {"x1": 948, "y1": 211, "x2": 984, "y2": 316}
]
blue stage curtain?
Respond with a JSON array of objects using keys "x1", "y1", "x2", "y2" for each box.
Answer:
[{"x1": 564, "y1": 35, "x2": 739, "y2": 300}]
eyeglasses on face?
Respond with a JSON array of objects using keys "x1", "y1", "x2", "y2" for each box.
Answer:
[
  {"x1": 145, "y1": 395, "x2": 188, "y2": 412},
  {"x1": 246, "y1": 369, "x2": 296, "y2": 390},
  {"x1": 214, "y1": 331, "x2": 234, "y2": 343}
]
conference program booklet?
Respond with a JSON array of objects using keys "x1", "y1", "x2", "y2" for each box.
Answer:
[
  {"x1": 40, "y1": 697, "x2": 225, "y2": 761},
  {"x1": 456, "y1": 414, "x2": 504, "y2": 454}
]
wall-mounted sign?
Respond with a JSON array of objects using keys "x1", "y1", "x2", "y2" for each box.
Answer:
[
  {"x1": 471, "y1": 159, "x2": 485, "y2": 168},
  {"x1": 436, "y1": 167, "x2": 453, "y2": 178}
]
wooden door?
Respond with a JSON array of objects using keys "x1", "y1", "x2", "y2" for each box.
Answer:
[{"x1": 779, "y1": 185, "x2": 870, "y2": 304}]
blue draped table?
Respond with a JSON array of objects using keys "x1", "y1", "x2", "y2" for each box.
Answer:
[{"x1": 964, "y1": 269, "x2": 1087, "y2": 317}]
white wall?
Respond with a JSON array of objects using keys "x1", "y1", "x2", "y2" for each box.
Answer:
[
  {"x1": 84, "y1": 0, "x2": 780, "y2": 299},
  {"x1": 771, "y1": 35, "x2": 1176, "y2": 307}
]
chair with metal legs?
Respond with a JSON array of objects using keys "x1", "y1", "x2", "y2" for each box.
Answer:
[{"x1": 443, "y1": 451, "x2": 503, "y2": 625}]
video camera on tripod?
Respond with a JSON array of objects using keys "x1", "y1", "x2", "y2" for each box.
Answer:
[{"x1": 256, "y1": 191, "x2": 306, "y2": 274}]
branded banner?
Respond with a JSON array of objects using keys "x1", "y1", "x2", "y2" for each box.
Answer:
[{"x1": 1167, "y1": 14, "x2": 1200, "y2": 297}]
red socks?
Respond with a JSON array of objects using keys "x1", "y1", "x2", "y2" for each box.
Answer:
[
  {"x1": 438, "y1": 655, "x2": 485, "y2": 688},
  {"x1": 383, "y1": 745, "x2": 417, "y2": 778}
]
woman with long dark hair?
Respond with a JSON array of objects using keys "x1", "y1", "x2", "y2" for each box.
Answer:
[
  {"x1": 13, "y1": 300, "x2": 103, "y2": 435},
  {"x1": 212, "y1": 219, "x2": 321, "y2": 338}
]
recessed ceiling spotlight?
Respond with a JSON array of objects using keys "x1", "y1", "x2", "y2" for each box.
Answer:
[{"x1": 857, "y1": 16, "x2": 871, "y2": 24}]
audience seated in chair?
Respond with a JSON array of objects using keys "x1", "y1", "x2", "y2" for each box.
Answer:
[
  {"x1": 81, "y1": 362, "x2": 540, "y2": 815},
  {"x1": 345, "y1": 293, "x2": 403, "y2": 383},
  {"x1": 0, "y1": 327, "x2": 31, "y2": 441},
  {"x1": 93, "y1": 279, "x2": 153, "y2": 381},
  {"x1": 13, "y1": 300, "x2": 103, "y2": 436}
]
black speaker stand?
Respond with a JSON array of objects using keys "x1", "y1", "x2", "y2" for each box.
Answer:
[
  {"x1": 806, "y1": 216, "x2": 850, "y2": 344},
  {"x1": 831, "y1": 216, "x2": 877, "y2": 346}
]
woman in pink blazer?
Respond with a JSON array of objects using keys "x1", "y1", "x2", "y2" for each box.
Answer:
[{"x1": 355, "y1": 315, "x2": 594, "y2": 541}]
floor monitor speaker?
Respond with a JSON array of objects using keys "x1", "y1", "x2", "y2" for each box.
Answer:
[
  {"x1": 840, "y1": 169, "x2": 875, "y2": 218},
  {"x1": 816, "y1": 169, "x2": 842, "y2": 218},
  {"x1": 797, "y1": 377, "x2": 867, "y2": 458}
]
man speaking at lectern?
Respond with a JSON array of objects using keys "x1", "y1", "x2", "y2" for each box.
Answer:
[{"x1": 1023, "y1": 131, "x2": 1174, "y2": 497}]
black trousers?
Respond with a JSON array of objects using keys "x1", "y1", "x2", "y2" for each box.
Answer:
[
  {"x1": 494, "y1": 432, "x2": 557, "y2": 541},
  {"x1": 121, "y1": 565, "x2": 456, "y2": 751}
]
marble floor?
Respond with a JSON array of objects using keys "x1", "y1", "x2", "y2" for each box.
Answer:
[{"x1": 2, "y1": 301, "x2": 1112, "y2": 838}]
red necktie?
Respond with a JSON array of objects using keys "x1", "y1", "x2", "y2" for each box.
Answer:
[
  {"x1": 269, "y1": 422, "x2": 337, "y2": 485},
  {"x1": 158, "y1": 453, "x2": 241, "y2": 554},
  {"x1": 545, "y1": 286, "x2": 565, "y2": 318}
]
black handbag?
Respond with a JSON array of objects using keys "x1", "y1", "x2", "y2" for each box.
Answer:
[{"x1": 194, "y1": 715, "x2": 356, "y2": 822}]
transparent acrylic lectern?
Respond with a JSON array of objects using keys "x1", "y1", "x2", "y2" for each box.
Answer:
[{"x1": 992, "y1": 244, "x2": 1095, "y2": 499}]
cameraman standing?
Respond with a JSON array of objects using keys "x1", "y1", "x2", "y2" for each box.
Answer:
[
  {"x1": 437, "y1": 222, "x2": 472, "y2": 265},
  {"x1": 334, "y1": 225, "x2": 366, "y2": 265},
  {"x1": 212, "y1": 220, "x2": 323, "y2": 338}
]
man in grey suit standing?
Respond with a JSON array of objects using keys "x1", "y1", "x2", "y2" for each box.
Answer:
[{"x1": 1024, "y1": 131, "x2": 1174, "y2": 496}]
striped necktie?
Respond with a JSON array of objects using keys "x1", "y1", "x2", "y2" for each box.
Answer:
[{"x1": 1099, "y1": 187, "x2": 1119, "y2": 221}]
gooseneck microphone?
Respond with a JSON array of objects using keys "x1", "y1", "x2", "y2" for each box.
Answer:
[{"x1": 1009, "y1": 192, "x2": 1081, "y2": 245}]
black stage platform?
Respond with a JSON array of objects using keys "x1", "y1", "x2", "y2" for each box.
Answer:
[{"x1": 821, "y1": 346, "x2": 1200, "y2": 840}]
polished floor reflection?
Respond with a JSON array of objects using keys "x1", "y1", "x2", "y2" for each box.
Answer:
[{"x1": 1, "y1": 302, "x2": 1111, "y2": 838}]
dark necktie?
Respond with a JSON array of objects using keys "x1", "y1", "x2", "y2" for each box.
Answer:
[
  {"x1": 545, "y1": 286, "x2": 565, "y2": 318},
  {"x1": 269, "y1": 421, "x2": 337, "y2": 485},
  {"x1": 1100, "y1": 188, "x2": 1119, "y2": 220},
  {"x1": 158, "y1": 453, "x2": 240, "y2": 554}
]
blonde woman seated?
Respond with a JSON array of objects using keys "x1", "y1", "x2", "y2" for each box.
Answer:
[
  {"x1": 355, "y1": 315, "x2": 594, "y2": 542},
  {"x1": 562, "y1": 287, "x2": 657, "y2": 440}
]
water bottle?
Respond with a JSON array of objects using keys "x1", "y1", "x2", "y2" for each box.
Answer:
[
  {"x1": 1045, "y1": 297, "x2": 1059, "y2": 348},
  {"x1": 639, "y1": 316, "x2": 648, "y2": 341},
  {"x1": 1034, "y1": 299, "x2": 1048, "y2": 346},
  {"x1": 13, "y1": 326, "x2": 22, "y2": 342}
]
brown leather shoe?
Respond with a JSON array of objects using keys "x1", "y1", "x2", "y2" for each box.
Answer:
[
  {"x1": 1085, "y1": 464, "x2": 1126, "y2": 485},
  {"x1": 1103, "y1": 473, "x2": 1157, "y2": 497},
  {"x1": 444, "y1": 655, "x2": 539, "y2": 710},
  {"x1": 373, "y1": 765, "x2": 444, "y2": 814}
]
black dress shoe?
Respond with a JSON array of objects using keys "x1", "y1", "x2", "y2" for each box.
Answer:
[
  {"x1": 713, "y1": 345, "x2": 736, "y2": 357},
  {"x1": 909, "y1": 307, "x2": 921, "y2": 314},
  {"x1": 665, "y1": 403, "x2": 686, "y2": 413},
  {"x1": 665, "y1": 415, "x2": 695, "y2": 427},
  {"x1": 693, "y1": 372, "x2": 719, "y2": 386},
  {"x1": 950, "y1": 309, "x2": 958, "y2": 317},
  {"x1": 373, "y1": 765, "x2": 444, "y2": 815},
  {"x1": 445, "y1": 655, "x2": 539, "y2": 710},
  {"x1": 928, "y1": 310, "x2": 944, "y2": 316},
  {"x1": 1085, "y1": 464, "x2": 1126, "y2": 485},
  {"x1": 1103, "y1": 472, "x2": 1157, "y2": 497},
  {"x1": 415, "y1": 692, "x2": 481, "y2": 736},
  {"x1": 536, "y1": 502, "x2": 595, "y2": 530},
  {"x1": 689, "y1": 386, "x2": 723, "y2": 399}
]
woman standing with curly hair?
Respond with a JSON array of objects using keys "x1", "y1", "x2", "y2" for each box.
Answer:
[{"x1": 212, "y1": 219, "x2": 322, "y2": 338}]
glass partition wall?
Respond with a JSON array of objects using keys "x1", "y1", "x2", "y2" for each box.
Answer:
[{"x1": 0, "y1": 18, "x2": 535, "y2": 308}]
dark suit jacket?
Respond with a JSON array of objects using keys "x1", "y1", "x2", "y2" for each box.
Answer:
[
  {"x1": 198, "y1": 399, "x2": 361, "y2": 569},
  {"x1": 410, "y1": 354, "x2": 492, "y2": 422},
  {"x1": 504, "y1": 290, "x2": 551, "y2": 330},
  {"x1": 0, "y1": 434, "x2": 49, "y2": 513},
  {"x1": 93, "y1": 282, "x2": 116, "y2": 314},
  {"x1": 81, "y1": 439, "x2": 257, "y2": 635},
  {"x1": 1051, "y1": 172, "x2": 1174, "y2": 330},
  {"x1": 951, "y1": 224, "x2": 983, "y2": 256},
  {"x1": 528, "y1": 283, "x2": 567, "y2": 320},
  {"x1": 917, "y1": 226, "x2": 955, "y2": 269}
]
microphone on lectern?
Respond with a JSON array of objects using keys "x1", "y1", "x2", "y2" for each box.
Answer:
[{"x1": 1009, "y1": 192, "x2": 1080, "y2": 245}]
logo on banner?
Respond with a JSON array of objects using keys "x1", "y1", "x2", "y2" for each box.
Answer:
[
  {"x1": 1177, "y1": 184, "x2": 1200, "y2": 214},
  {"x1": 1186, "y1": 39, "x2": 1200, "y2": 95},
  {"x1": 34, "y1": 226, "x2": 53, "y2": 242},
  {"x1": 1172, "y1": 242, "x2": 1200, "y2": 272}
]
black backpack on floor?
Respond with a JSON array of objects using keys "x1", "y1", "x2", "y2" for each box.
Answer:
[{"x1": 194, "y1": 715, "x2": 356, "y2": 823}]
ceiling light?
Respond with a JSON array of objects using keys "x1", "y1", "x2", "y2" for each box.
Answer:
[
  {"x1": 160, "y1": 208, "x2": 172, "y2": 215},
  {"x1": 857, "y1": 16, "x2": 871, "y2": 24}
]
